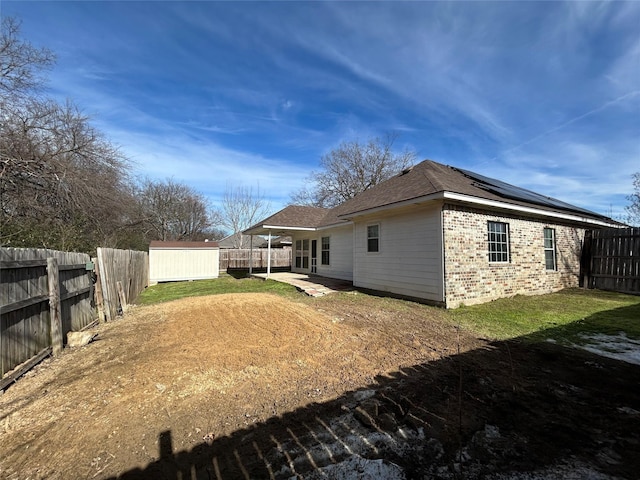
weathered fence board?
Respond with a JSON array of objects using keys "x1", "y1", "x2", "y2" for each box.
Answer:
[
  {"x1": 583, "y1": 227, "x2": 640, "y2": 295},
  {"x1": 0, "y1": 248, "x2": 95, "y2": 378},
  {"x1": 219, "y1": 249, "x2": 291, "y2": 270},
  {"x1": 96, "y1": 248, "x2": 148, "y2": 322}
]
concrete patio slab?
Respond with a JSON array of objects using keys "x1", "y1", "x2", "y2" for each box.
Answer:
[{"x1": 252, "y1": 272, "x2": 353, "y2": 297}]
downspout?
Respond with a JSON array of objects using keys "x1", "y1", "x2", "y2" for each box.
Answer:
[{"x1": 267, "y1": 230, "x2": 272, "y2": 279}]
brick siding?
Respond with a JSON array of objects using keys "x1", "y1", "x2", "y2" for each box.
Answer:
[{"x1": 443, "y1": 204, "x2": 585, "y2": 307}]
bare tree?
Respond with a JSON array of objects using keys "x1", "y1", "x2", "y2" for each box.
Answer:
[
  {"x1": 217, "y1": 184, "x2": 271, "y2": 248},
  {"x1": 0, "y1": 98, "x2": 134, "y2": 250},
  {"x1": 290, "y1": 134, "x2": 416, "y2": 208},
  {"x1": 137, "y1": 178, "x2": 213, "y2": 242},
  {"x1": 0, "y1": 16, "x2": 55, "y2": 100},
  {"x1": 0, "y1": 17, "x2": 138, "y2": 251},
  {"x1": 626, "y1": 172, "x2": 640, "y2": 226}
]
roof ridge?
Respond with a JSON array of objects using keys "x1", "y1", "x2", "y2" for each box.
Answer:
[{"x1": 418, "y1": 160, "x2": 444, "y2": 191}]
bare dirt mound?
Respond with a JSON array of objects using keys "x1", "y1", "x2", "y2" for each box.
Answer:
[
  {"x1": 2, "y1": 292, "x2": 637, "y2": 479},
  {"x1": 0, "y1": 293, "x2": 474, "y2": 479}
]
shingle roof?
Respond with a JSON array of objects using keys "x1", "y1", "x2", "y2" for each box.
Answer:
[
  {"x1": 245, "y1": 159, "x2": 617, "y2": 233},
  {"x1": 218, "y1": 233, "x2": 265, "y2": 249},
  {"x1": 246, "y1": 205, "x2": 331, "y2": 231},
  {"x1": 329, "y1": 160, "x2": 612, "y2": 222}
]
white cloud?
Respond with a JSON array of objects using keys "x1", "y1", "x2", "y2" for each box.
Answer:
[
  {"x1": 107, "y1": 126, "x2": 310, "y2": 207},
  {"x1": 487, "y1": 137, "x2": 640, "y2": 218},
  {"x1": 7, "y1": 0, "x2": 638, "y2": 218}
]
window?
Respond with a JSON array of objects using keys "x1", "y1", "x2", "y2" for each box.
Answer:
[
  {"x1": 321, "y1": 236, "x2": 330, "y2": 265},
  {"x1": 488, "y1": 221, "x2": 510, "y2": 263},
  {"x1": 367, "y1": 224, "x2": 379, "y2": 252},
  {"x1": 544, "y1": 228, "x2": 557, "y2": 270}
]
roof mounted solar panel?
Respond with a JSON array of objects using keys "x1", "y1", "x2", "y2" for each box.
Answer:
[{"x1": 454, "y1": 167, "x2": 604, "y2": 218}]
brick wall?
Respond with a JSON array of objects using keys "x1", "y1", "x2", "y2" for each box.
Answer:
[{"x1": 443, "y1": 204, "x2": 585, "y2": 307}]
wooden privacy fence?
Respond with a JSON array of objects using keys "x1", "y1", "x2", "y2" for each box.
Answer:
[
  {"x1": 582, "y1": 227, "x2": 640, "y2": 295},
  {"x1": 219, "y1": 249, "x2": 292, "y2": 270},
  {"x1": 0, "y1": 248, "x2": 95, "y2": 379},
  {"x1": 1, "y1": 247, "x2": 149, "y2": 383},
  {"x1": 96, "y1": 247, "x2": 149, "y2": 322}
]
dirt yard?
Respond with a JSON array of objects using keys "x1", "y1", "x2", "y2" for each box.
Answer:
[{"x1": 0, "y1": 292, "x2": 638, "y2": 479}]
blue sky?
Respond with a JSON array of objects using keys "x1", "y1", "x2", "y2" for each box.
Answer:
[{"x1": 3, "y1": 1, "x2": 639, "y2": 219}]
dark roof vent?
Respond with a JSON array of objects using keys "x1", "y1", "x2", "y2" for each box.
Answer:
[{"x1": 400, "y1": 165, "x2": 414, "y2": 176}]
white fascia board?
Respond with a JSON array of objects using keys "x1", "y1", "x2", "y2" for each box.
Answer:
[
  {"x1": 262, "y1": 225, "x2": 317, "y2": 231},
  {"x1": 243, "y1": 225, "x2": 317, "y2": 235},
  {"x1": 317, "y1": 221, "x2": 353, "y2": 231},
  {"x1": 443, "y1": 192, "x2": 618, "y2": 227}
]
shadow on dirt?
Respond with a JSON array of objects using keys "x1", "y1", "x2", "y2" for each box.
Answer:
[
  {"x1": 226, "y1": 267, "x2": 292, "y2": 279},
  {"x1": 107, "y1": 307, "x2": 640, "y2": 479}
]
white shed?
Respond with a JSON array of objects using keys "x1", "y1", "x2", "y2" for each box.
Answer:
[{"x1": 149, "y1": 241, "x2": 220, "y2": 285}]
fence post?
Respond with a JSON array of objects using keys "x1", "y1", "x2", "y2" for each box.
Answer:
[
  {"x1": 97, "y1": 247, "x2": 113, "y2": 322},
  {"x1": 47, "y1": 257, "x2": 63, "y2": 355},
  {"x1": 116, "y1": 280, "x2": 128, "y2": 314},
  {"x1": 93, "y1": 256, "x2": 106, "y2": 323}
]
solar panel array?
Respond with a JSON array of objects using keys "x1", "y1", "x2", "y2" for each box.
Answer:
[{"x1": 454, "y1": 167, "x2": 604, "y2": 218}]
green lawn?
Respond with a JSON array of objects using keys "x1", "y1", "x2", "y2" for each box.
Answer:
[
  {"x1": 448, "y1": 288, "x2": 640, "y2": 343},
  {"x1": 135, "y1": 273, "x2": 298, "y2": 305}
]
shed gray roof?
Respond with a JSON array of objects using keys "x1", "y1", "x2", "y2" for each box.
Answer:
[{"x1": 149, "y1": 241, "x2": 219, "y2": 248}]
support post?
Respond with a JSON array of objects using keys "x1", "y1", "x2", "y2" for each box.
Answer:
[
  {"x1": 267, "y1": 230, "x2": 272, "y2": 279},
  {"x1": 249, "y1": 234, "x2": 253, "y2": 274},
  {"x1": 47, "y1": 257, "x2": 63, "y2": 355}
]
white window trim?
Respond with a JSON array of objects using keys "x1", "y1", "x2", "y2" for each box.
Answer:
[
  {"x1": 488, "y1": 221, "x2": 510, "y2": 264},
  {"x1": 544, "y1": 227, "x2": 557, "y2": 271},
  {"x1": 367, "y1": 223, "x2": 380, "y2": 253},
  {"x1": 321, "y1": 236, "x2": 330, "y2": 266}
]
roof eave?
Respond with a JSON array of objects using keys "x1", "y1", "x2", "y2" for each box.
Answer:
[
  {"x1": 443, "y1": 192, "x2": 620, "y2": 228},
  {"x1": 316, "y1": 220, "x2": 354, "y2": 231},
  {"x1": 337, "y1": 193, "x2": 445, "y2": 219},
  {"x1": 243, "y1": 225, "x2": 318, "y2": 236},
  {"x1": 336, "y1": 191, "x2": 619, "y2": 228}
]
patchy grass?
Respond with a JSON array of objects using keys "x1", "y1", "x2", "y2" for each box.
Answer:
[
  {"x1": 448, "y1": 288, "x2": 640, "y2": 343},
  {"x1": 136, "y1": 273, "x2": 298, "y2": 305}
]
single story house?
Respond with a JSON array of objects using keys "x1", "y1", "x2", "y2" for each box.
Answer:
[
  {"x1": 218, "y1": 232, "x2": 268, "y2": 249},
  {"x1": 149, "y1": 241, "x2": 219, "y2": 285},
  {"x1": 218, "y1": 233, "x2": 292, "y2": 249},
  {"x1": 244, "y1": 160, "x2": 622, "y2": 308}
]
